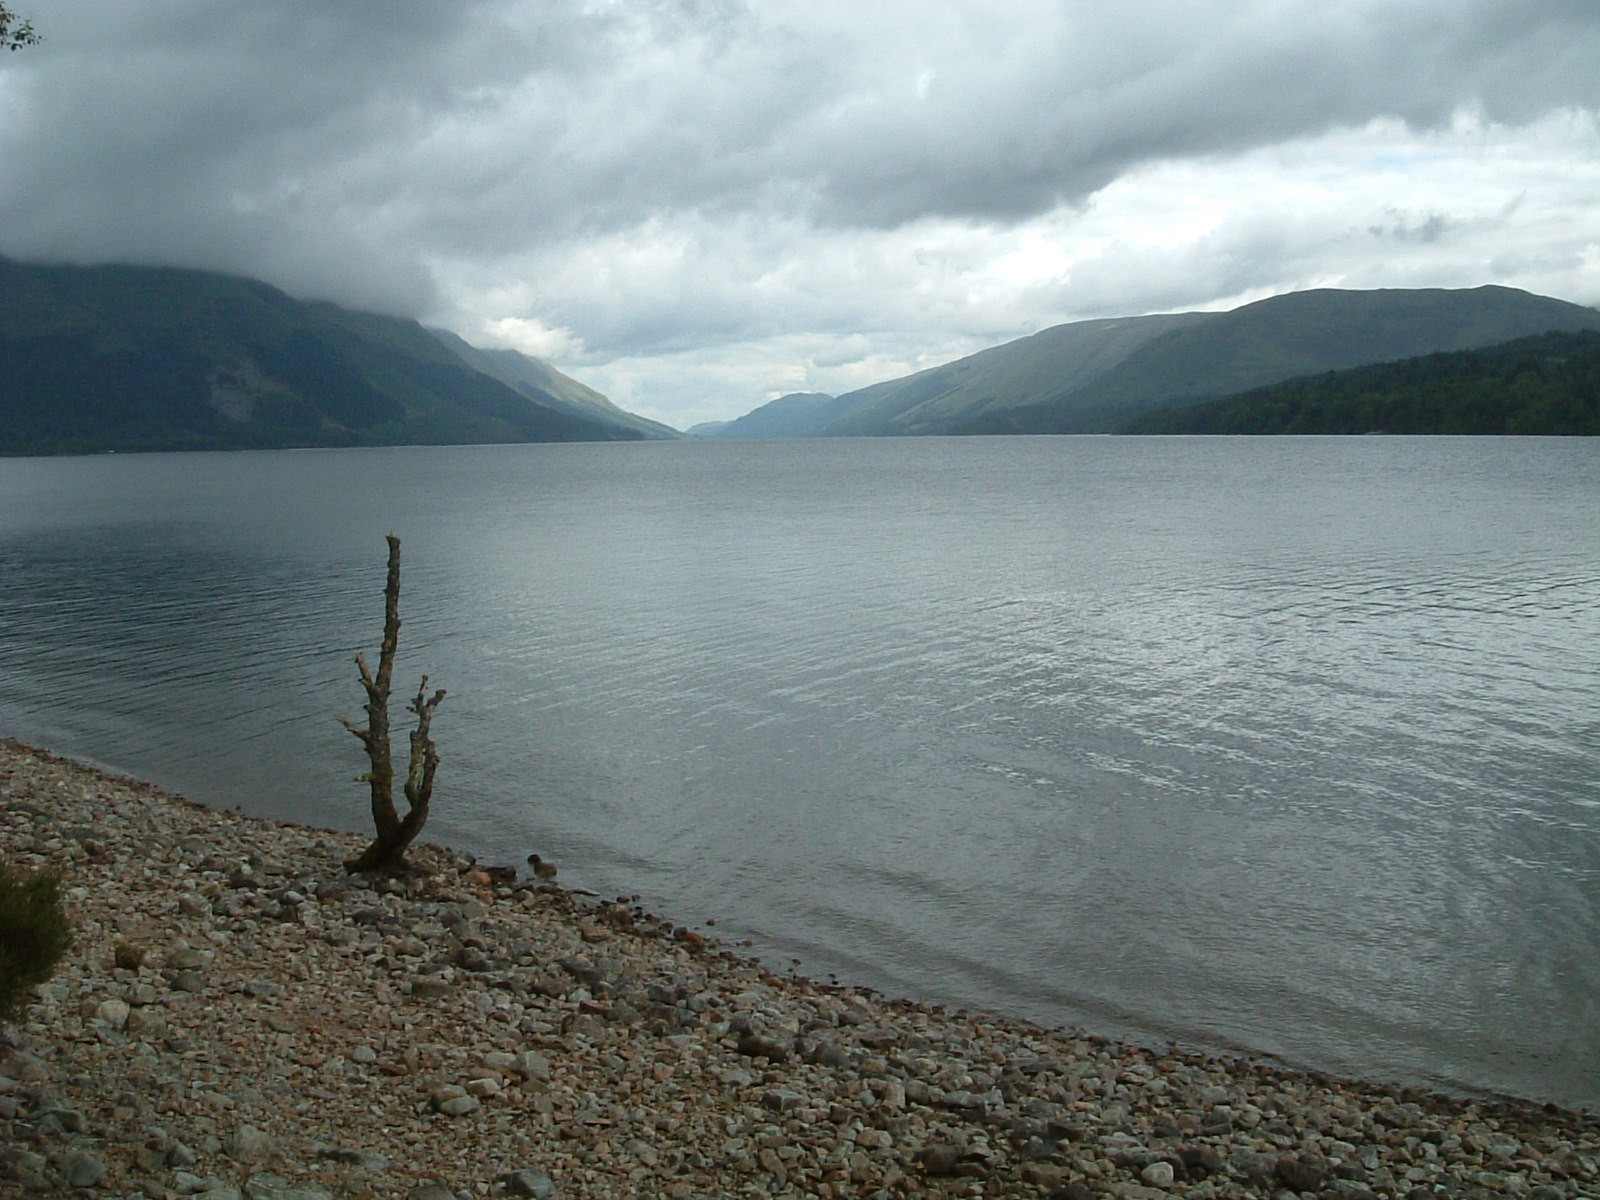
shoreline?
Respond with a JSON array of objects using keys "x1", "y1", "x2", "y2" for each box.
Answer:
[{"x1": 2, "y1": 737, "x2": 1595, "y2": 1199}]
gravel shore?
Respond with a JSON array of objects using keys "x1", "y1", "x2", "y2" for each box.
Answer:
[{"x1": 1, "y1": 738, "x2": 1595, "y2": 1200}]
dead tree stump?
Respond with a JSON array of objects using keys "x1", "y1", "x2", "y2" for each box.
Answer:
[{"x1": 337, "y1": 534, "x2": 446, "y2": 874}]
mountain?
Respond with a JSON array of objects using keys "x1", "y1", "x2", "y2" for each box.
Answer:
[
  {"x1": 0, "y1": 257, "x2": 675, "y2": 454},
  {"x1": 728, "y1": 286, "x2": 1600, "y2": 438},
  {"x1": 429, "y1": 329, "x2": 678, "y2": 440},
  {"x1": 693, "y1": 392, "x2": 838, "y2": 439},
  {"x1": 1121, "y1": 329, "x2": 1600, "y2": 435}
]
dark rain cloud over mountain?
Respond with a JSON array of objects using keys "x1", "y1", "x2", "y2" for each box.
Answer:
[{"x1": 2, "y1": 1, "x2": 1597, "y2": 427}]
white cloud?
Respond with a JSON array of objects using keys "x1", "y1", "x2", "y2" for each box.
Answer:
[{"x1": 481, "y1": 317, "x2": 586, "y2": 361}]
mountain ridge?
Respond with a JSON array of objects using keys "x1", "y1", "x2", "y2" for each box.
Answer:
[
  {"x1": 708, "y1": 285, "x2": 1600, "y2": 438},
  {"x1": 0, "y1": 257, "x2": 674, "y2": 454}
]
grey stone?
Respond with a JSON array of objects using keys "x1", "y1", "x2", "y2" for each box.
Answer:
[
  {"x1": 736, "y1": 1032, "x2": 791, "y2": 1061},
  {"x1": 60, "y1": 1150, "x2": 107, "y2": 1189},
  {"x1": 170, "y1": 969, "x2": 207, "y2": 992},
  {"x1": 43, "y1": 1106, "x2": 89, "y2": 1132},
  {"x1": 5, "y1": 1148, "x2": 47, "y2": 1175},
  {"x1": 915, "y1": 1144, "x2": 964, "y2": 1176},
  {"x1": 313, "y1": 1143, "x2": 391, "y2": 1171},
  {"x1": 502, "y1": 1167, "x2": 559, "y2": 1197},
  {"x1": 95, "y1": 997, "x2": 132, "y2": 1028},
  {"x1": 1139, "y1": 1160, "x2": 1175, "y2": 1186},
  {"x1": 244, "y1": 1171, "x2": 335, "y2": 1200},
  {"x1": 1277, "y1": 1150, "x2": 1329, "y2": 1192},
  {"x1": 762, "y1": 1089, "x2": 805, "y2": 1113},
  {"x1": 514, "y1": 1050, "x2": 551, "y2": 1081},
  {"x1": 173, "y1": 1175, "x2": 234, "y2": 1196},
  {"x1": 225, "y1": 1123, "x2": 276, "y2": 1163}
]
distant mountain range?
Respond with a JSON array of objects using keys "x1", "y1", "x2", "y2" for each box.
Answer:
[
  {"x1": 701, "y1": 285, "x2": 1600, "y2": 438},
  {"x1": 7, "y1": 260, "x2": 1598, "y2": 454},
  {"x1": 0, "y1": 257, "x2": 676, "y2": 454}
]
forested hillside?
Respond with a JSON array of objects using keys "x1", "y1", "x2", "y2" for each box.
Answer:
[{"x1": 1122, "y1": 330, "x2": 1600, "y2": 435}]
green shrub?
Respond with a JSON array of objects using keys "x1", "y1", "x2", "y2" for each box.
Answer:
[{"x1": 0, "y1": 858, "x2": 74, "y2": 1023}]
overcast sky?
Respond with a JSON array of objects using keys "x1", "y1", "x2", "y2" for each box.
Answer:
[{"x1": 3, "y1": 1, "x2": 1597, "y2": 429}]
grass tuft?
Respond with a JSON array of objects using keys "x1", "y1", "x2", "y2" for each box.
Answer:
[{"x1": 0, "y1": 858, "x2": 74, "y2": 1023}]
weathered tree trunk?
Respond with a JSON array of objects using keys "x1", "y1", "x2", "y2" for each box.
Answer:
[{"x1": 338, "y1": 534, "x2": 446, "y2": 874}]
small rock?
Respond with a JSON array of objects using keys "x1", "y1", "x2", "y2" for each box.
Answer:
[
  {"x1": 514, "y1": 1050, "x2": 552, "y2": 1081},
  {"x1": 225, "y1": 1123, "x2": 275, "y2": 1163},
  {"x1": 126, "y1": 1006, "x2": 167, "y2": 1035},
  {"x1": 243, "y1": 1173, "x2": 334, "y2": 1200},
  {"x1": 44, "y1": 1106, "x2": 89, "y2": 1132},
  {"x1": 95, "y1": 997, "x2": 131, "y2": 1028},
  {"x1": 170, "y1": 969, "x2": 207, "y2": 992},
  {"x1": 736, "y1": 1032, "x2": 791, "y2": 1061},
  {"x1": 437, "y1": 1094, "x2": 481, "y2": 1116},
  {"x1": 1178, "y1": 1144, "x2": 1226, "y2": 1175},
  {"x1": 804, "y1": 1039, "x2": 849, "y2": 1067},
  {"x1": 1140, "y1": 1160, "x2": 1175, "y2": 1186},
  {"x1": 916, "y1": 1144, "x2": 964, "y2": 1176},
  {"x1": 407, "y1": 1186, "x2": 459, "y2": 1200},
  {"x1": 1277, "y1": 1150, "x2": 1329, "y2": 1192},
  {"x1": 173, "y1": 1176, "x2": 234, "y2": 1197},
  {"x1": 313, "y1": 1144, "x2": 391, "y2": 1172},
  {"x1": 502, "y1": 1169, "x2": 558, "y2": 1198},
  {"x1": 60, "y1": 1150, "x2": 107, "y2": 1189},
  {"x1": 762, "y1": 1090, "x2": 804, "y2": 1113}
]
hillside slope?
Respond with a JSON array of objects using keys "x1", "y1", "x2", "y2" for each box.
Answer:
[
  {"x1": 431, "y1": 330, "x2": 678, "y2": 440},
  {"x1": 755, "y1": 286, "x2": 1600, "y2": 438},
  {"x1": 694, "y1": 392, "x2": 839, "y2": 439},
  {"x1": 0, "y1": 258, "x2": 670, "y2": 454},
  {"x1": 1122, "y1": 329, "x2": 1600, "y2": 435}
]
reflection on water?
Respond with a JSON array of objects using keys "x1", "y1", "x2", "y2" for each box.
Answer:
[{"x1": 1, "y1": 436, "x2": 1597, "y2": 1108}]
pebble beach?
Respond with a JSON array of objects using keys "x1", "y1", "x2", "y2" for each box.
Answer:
[{"x1": 1, "y1": 738, "x2": 1595, "y2": 1200}]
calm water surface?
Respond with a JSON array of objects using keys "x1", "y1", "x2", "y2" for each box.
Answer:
[{"x1": 1, "y1": 436, "x2": 1596, "y2": 1108}]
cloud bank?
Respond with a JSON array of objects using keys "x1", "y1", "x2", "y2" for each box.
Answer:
[{"x1": 3, "y1": 1, "x2": 1597, "y2": 427}]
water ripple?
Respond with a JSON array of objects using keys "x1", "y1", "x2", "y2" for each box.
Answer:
[{"x1": 1, "y1": 436, "x2": 1597, "y2": 1108}]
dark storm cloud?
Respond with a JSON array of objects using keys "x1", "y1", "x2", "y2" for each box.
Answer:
[
  {"x1": 1, "y1": 1, "x2": 1596, "y2": 425},
  {"x1": 794, "y1": 2, "x2": 1600, "y2": 227}
]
